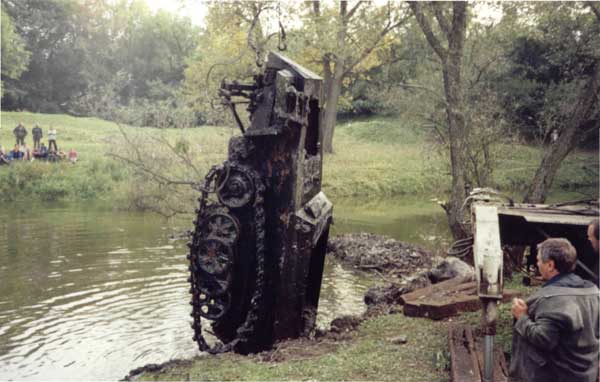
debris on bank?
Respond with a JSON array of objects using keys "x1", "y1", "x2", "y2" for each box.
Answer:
[{"x1": 327, "y1": 232, "x2": 435, "y2": 277}]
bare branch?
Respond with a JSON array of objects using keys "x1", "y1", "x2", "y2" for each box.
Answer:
[
  {"x1": 409, "y1": 2, "x2": 447, "y2": 61},
  {"x1": 346, "y1": 0, "x2": 367, "y2": 20},
  {"x1": 430, "y1": 2, "x2": 451, "y2": 38},
  {"x1": 110, "y1": 124, "x2": 200, "y2": 189},
  {"x1": 586, "y1": 1, "x2": 600, "y2": 22},
  {"x1": 394, "y1": 82, "x2": 446, "y2": 103},
  {"x1": 149, "y1": 134, "x2": 204, "y2": 179},
  {"x1": 344, "y1": 14, "x2": 411, "y2": 75},
  {"x1": 108, "y1": 152, "x2": 197, "y2": 187}
]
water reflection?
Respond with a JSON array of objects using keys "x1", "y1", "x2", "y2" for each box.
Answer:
[{"x1": 0, "y1": 198, "x2": 448, "y2": 380}]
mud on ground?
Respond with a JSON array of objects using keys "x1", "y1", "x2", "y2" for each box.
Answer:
[{"x1": 327, "y1": 232, "x2": 435, "y2": 277}]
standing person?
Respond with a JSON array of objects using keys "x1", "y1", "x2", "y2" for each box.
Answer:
[
  {"x1": 509, "y1": 238, "x2": 599, "y2": 382},
  {"x1": 32, "y1": 123, "x2": 43, "y2": 149},
  {"x1": 13, "y1": 122, "x2": 27, "y2": 146},
  {"x1": 48, "y1": 126, "x2": 58, "y2": 152}
]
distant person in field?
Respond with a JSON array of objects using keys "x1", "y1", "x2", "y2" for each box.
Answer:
[
  {"x1": 48, "y1": 126, "x2": 58, "y2": 151},
  {"x1": 13, "y1": 122, "x2": 27, "y2": 146},
  {"x1": 57, "y1": 150, "x2": 66, "y2": 161},
  {"x1": 32, "y1": 146, "x2": 40, "y2": 160},
  {"x1": 48, "y1": 148, "x2": 58, "y2": 163},
  {"x1": 11, "y1": 145, "x2": 22, "y2": 160},
  {"x1": 0, "y1": 146, "x2": 9, "y2": 165},
  {"x1": 68, "y1": 148, "x2": 78, "y2": 164},
  {"x1": 32, "y1": 123, "x2": 43, "y2": 149},
  {"x1": 39, "y1": 143, "x2": 48, "y2": 160},
  {"x1": 22, "y1": 144, "x2": 32, "y2": 161},
  {"x1": 18, "y1": 144, "x2": 27, "y2": 161}
]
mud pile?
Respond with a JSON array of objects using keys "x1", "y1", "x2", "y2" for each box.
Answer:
[{"x1": 327, "y1": 232, "x2": 435, "y2": 277}]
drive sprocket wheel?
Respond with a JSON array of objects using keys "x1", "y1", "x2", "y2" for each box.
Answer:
[{"x1": 217, "y1": 167, "x2": 255, "y2": 208}]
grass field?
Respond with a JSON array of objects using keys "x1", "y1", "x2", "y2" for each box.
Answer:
[{"x1": 0, "y1": 111, "x2": 597, "y2": 205}]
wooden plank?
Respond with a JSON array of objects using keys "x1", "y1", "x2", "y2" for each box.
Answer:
[
  {"x1": 404, "y1": 288, "x2": 521, "y2": 320},
  {"x1": 449, "y1": 325, "x2": 481, "y2": 382},
  {"x1": 399, "y1": 277, "x2": 471, "y2": 305}
]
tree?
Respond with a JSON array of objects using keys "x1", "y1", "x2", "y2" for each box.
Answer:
[
  {"x1": 0, "y1": 7, "x2": 30, "y2": 98},
  {"x1": 183, "y1": 2, "x2": 270, "y2": 125},
  {"x1": 522, "y1": 2, "x2": 600, "y2": 203},
  {"x1": 409, "y1": 1, "x2": 469, "y2": 240},
  {"x1": 301, "y1": 1, "x2": 410, "y2": 153}
]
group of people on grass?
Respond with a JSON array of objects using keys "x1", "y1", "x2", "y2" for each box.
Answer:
[{"x1": 0, "y1": 122, "x2": 77, "y2": 165}]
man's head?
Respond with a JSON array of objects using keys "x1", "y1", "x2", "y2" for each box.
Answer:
[
  {"x1": 588, "y1": 219, "x2": 599, "y2": 253},
  {"x1": 536, "y1": 238, "x2": 577, "y2": 280}
]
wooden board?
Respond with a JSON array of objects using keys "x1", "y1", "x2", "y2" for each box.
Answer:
[
  {"x1": 449, "y1": 325, "x2": 508, "y2": 382},
  {"x1": 402, "y1": 279, "x2": 521, "y2": 320},
  {"x1": 449, "y1": 325, "x2": 481, "y2": 382},
  {"x1": 399, "y1": 277, "x2": 471, "y2": 305}
]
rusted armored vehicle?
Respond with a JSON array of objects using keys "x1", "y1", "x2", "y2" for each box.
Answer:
[{"x1": 187, "y1": 52, "x2": 333, "y2": 354}]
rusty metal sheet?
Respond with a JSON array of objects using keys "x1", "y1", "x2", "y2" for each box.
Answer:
[{"x1": 497, "y1": 202, "x2": 597, "y2": 226}]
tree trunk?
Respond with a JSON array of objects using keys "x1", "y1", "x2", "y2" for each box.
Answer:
[
  {"x1": 322, "y1": 66, "x2": 344, "y2": 153},
  {"x1": 524, "y1": 62, "x2": 600, "y2": 203},
  {"x1": 410, "y1": 2, "x2": 469, "y2": 240},
  {"x1": 321, "y1": 1, "x2": 348, "y2": 154}
]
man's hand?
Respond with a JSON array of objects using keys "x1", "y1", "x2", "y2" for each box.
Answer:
[{"x1": 511, "y1": 298, "x2": 528, "y2": 319}]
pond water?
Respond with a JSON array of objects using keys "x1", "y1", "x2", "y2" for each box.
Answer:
[{"x1": 0, "y1": 197, "x2": 449, "y2": 381}]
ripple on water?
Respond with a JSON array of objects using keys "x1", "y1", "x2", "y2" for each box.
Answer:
[{"x1": 0, "y1": 204, "x2": 385, "y2": 381}]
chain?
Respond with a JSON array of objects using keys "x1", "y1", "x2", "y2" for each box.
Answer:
[{"x1": 188, "y1": 164, "x2": 265, "y2": 354}]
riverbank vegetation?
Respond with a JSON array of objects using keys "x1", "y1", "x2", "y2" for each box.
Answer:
[
  {"x1": 1, "y1": 112, "x2": 596, "y2": 207},
  {"x1": 2, "y1": 1, "x2": 598, "y2": 222}
]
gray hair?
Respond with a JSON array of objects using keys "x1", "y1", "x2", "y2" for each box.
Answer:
[{"x1": 538, "y1": 238, "x2": 577, "y2": 274}]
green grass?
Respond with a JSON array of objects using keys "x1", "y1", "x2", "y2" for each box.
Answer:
[
  {"x1": 136, "y1": 312, "x2": 450, "y2": 382},
  {"x1": 0, "y1": 111, "x2": 597, "y2": 204}
]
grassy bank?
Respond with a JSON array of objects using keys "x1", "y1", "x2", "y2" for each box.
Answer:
[
  {"x1": 0, "y1": 112, "x2": 596, "y2": 204},
  {"x1": 132, "y1": 277, "x2": 534, "y2": 382}
]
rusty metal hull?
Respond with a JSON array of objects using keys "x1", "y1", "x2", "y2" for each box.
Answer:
[{"x1": 188, "y1": 52, "x2": 332, "y2": 354}]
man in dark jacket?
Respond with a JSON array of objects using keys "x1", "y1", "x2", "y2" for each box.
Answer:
[
  {"x1": 32, "y1": 123, "x2": 43, "y2": 149},
  {"x1": 13, "y1": 122, "x2": 27, "y2": 146},
  {"x1": 509, "y1": 238, "x2": 599, "y2": 382}
]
